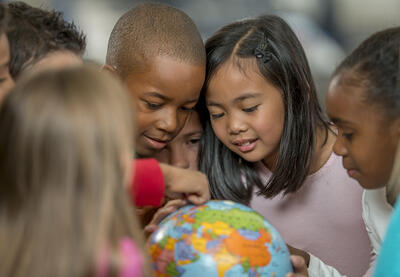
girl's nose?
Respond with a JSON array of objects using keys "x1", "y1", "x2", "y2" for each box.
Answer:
[
  {"x1": 227, "y1": 115, "x2": 247, "y2": 135},
  {"x1": 332, "y1": 133, "x2": 348, "y2": 157}
]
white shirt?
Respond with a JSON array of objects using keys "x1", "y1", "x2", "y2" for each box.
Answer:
[{"x1": 308, "y1": 188, "x2": 392, "y2": 277}]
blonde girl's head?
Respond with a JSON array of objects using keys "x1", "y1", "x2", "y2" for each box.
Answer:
[{"x1": 0, "y1": 65, "x2": 149, "y2": 276}]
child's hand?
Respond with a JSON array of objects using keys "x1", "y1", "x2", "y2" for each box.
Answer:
[
  {"x1": 144, "y1": 199, "x2": 187, "y2": 237},
  {"x1": 287, "y1": 244, "x2": 310, "y2": 266},
  {"x1": 286, "y1": 255, "x2": 309, "y2": 277},
  {"x1": 159, "y1": 163, "x2": 210, "y2": 205}
]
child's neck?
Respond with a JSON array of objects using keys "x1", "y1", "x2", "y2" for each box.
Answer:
[
  {"x1": 309, "y1": 125, "x2": 336, "y2": 174},
  {"x1": 261, "y1": 126, "x2": 335, "y2": 175}
]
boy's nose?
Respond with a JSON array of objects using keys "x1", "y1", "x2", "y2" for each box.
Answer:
[{"x1": 156, "y1": 110, "x2": 179, "y2": 134}]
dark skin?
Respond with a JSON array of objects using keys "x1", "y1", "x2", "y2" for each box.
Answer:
[
  {"x1": 326, "y1": 75, "x2": 400, "y2": 189},
  {"x1": 123, "y1": 56, "x2": 205, "y2": 158},
  {"x1": 103, "y1": 57, "x2": 210, "y2": 206}
]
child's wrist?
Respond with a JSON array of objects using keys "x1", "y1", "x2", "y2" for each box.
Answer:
[{"x1": 159, "y1": 163, "x2": 173, "y2": 189}]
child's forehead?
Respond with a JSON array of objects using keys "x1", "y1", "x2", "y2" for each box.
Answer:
[
  {"x1": 326, "y1": 76, "x2": 386, "y2": 123},
  {"x1": 328, "y1": 73, "x2": 367, "y2": 100},
  {"x1": 124, "y1": 56, "x2": 204, "y2": 101},
  {"x1": 211, "y1": 57, "x2": 261, "y2": 82},
  {"x1": 127, "y1": 56, "x2": 204, "y2": 81}
]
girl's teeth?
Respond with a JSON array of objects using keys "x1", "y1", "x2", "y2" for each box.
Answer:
[{"x1": 242, "y1": 141, "x2": 250, "y2": 146}]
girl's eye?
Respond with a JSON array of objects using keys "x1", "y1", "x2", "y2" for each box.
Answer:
[
  {"x1": 211, "y1": 113, "x2": 224, "y2": 120},
  {"x1": 242, "y1": 105, "x2": 259, "y2": 113},
  {"x1": 342, "y1": 132, "x2": 353, "y2": 141},
  {"x1": 188, "y1": 137, "x2": 201, "y2": 145}
]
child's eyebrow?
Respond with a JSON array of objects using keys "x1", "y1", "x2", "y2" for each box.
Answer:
[
  {"x1": 330, "y1": 117, "x2": 353, "y2": 127},
  {"x1": 233, "y1": 92, "x2": 261, "y2": 104},
  {"x1": 143, "y1": 91, "x2": 169, "y2": 100},
  {"x1": 143, "y1": 92, "x2": 197, "y2": 104},
  {"x1": 185, "y1": 99, "x2": 198, "y2": 104},
  {"x1": 206, "y1": 100, "x2": 222, "y2": 107},
  {"x1": 183, "y1": 131, "x2": 202, "y2": 139},
  {"x1": 207, "y1": 92, "x2": 261, "y2": 107}
]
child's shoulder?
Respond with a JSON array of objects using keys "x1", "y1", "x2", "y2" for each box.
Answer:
[{"x1": 309, "y1": 151, "x2": 354, "y2": 184}]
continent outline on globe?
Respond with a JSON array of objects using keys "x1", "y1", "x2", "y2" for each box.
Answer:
[{"x1": 148, "y1": 200, "x2": 293, "y2": 277}]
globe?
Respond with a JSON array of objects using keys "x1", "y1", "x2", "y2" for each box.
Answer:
[{"x1": 147, "y1": 200, "x2": 293, "y2": 277}]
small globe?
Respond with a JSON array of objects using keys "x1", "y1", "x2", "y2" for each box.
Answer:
[{"x1": 147, "y1": 200, "x2": 293, "y2": 277}]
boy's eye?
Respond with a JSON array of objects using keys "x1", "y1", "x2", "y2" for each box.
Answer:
[
  {"x1": 211, "y1": 113, "x2": 224, "y2": 120},
  {"x1": 143, "y1": 100, "x2": 163, "y2": 110},
  {"x1": 242, "y1": 105, "x2": 259, "y2": 113}
]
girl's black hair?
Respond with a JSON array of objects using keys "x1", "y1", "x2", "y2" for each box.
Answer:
[
  {"x1": 199, "y1": 15, "x2": 330, "y2": 204},
  {"x1": 333, "y1": 27, "x2": 400, "y2": 120}
]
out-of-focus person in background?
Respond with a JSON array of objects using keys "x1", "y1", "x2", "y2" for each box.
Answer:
[
  {"x1": 374, "y1": 141, "x2": 400, "y2": 277},
  {"x1": 6, "y1": 1, "x2": 86, "y2": 80}
]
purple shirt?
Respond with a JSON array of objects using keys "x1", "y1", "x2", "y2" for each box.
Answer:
[{"x1": 251, "y1": 153, "x2": 371, "y2": 277}]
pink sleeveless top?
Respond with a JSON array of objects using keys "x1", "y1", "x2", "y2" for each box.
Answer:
[{"x1": 250, "y1": 153, "x2": 371, "y2": 277}]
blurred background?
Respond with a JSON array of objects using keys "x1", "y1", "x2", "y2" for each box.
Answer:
[{"x1": 6, "y1": 0, "x2": 400, "y2": 104}]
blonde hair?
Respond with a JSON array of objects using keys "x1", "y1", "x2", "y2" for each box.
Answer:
[
  {"x1": 0, "y1": 65, "x2": 150, "y2": 276},
  {"x1": 387, "y1": 140, "x2": 400, "y2": 206}
]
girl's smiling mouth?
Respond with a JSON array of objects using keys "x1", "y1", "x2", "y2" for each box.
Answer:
[{"x1": 232, "y1": 138, "x2": 258, "y2": 152}]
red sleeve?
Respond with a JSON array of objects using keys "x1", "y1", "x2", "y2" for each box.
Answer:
[{"x1": 130, "y1": 158, "x2": 165, "y2": 207}]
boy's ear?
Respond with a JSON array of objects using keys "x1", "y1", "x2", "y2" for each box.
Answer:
[{"x1": 102, "y1": 64, "x2": 119, "y2": 77}]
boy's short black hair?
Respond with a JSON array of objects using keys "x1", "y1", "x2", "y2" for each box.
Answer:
[
  {"x1": 7, "y1": 1, "x2": 86, "y2": 79},
  {"x1": 106, "y1": 2, "x2": 205, "y2": 78}
]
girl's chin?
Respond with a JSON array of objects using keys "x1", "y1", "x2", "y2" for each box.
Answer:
[{"x1": 234, "y1": 151, "x2": 264, "y2": 163}]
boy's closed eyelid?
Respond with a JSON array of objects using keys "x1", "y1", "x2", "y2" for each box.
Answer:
[{"x1": 141, "y1": 99, "x2": 164, "y2": 110}]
